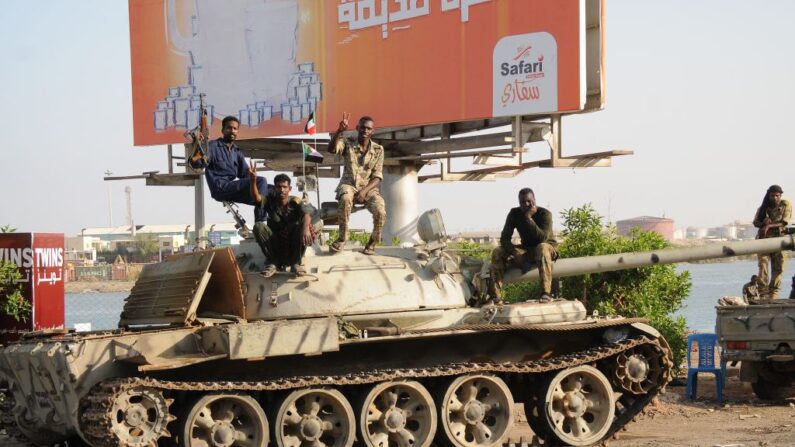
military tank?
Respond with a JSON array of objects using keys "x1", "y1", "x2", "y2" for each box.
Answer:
[{"x1": 1, "y1": 210, "x2": 793, "y2": 447}]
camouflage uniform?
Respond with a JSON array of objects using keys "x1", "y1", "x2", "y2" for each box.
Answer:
[
  {"x1": 489, "y1": 207, "x2": 557, "y2": 301},
  {"x1": 754, "y1": 198, "x2": 792, "y2": 297},
  {"x1": 331, "y1": 137, "x2": 386, "y2": 244}
]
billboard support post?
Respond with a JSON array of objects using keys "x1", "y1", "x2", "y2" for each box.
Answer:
[
  {"x1": 550, "y1": 114, "x2": 562, "y2": 166},
  {"x1": 382, "y1": 163, "x2": 419, "y2": 245},
  {"x1": 185, "y1": 143, "x2": 207, "y2": 249}
]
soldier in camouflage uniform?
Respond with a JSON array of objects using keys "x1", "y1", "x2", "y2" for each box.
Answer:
[
  {"x1": 327, "y1": 113, "x2": 386, "y2": 255},
  {"x1": 488, "y1": 188, "x2": 558, "y2": 304},
  {"x1": 753, "y1": 184, "x2": 792, "y2": 298}
]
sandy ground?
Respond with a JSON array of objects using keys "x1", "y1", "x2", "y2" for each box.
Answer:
[
  {"x1": 65, "y1": 280, "x2": 134, "y2": 294},
  {"x1": 608, "y1": 370, "x2": 795, "y2": 447}
]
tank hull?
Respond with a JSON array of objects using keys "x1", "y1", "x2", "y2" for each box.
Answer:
[{"x1": 0, "y1": 314, "x2": 671, "y2": 447}]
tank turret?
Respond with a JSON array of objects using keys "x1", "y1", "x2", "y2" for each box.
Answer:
[{"x1": 1, "y1": 211, "x2": 792, "y2": 447}]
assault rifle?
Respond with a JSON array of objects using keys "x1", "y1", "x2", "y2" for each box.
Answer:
[{"x1": 185, "y1": 93, "x2": 210, "y2": 164}]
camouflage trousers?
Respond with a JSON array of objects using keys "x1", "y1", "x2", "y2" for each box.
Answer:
[
  {"x1": 489, "y1": 243, "x2": 557, "y2": 300},
  {"x1": 757, "y1": 251, "x2": 785, "y2": 298},
  {"x1": 336, "y1": 184, "x2": 386, "y2": 244},
  {"x1": 253, "y1": 222, "x2": 306, "y2": 268}
]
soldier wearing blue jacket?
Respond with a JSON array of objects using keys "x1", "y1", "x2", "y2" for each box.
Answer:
[{"x1": 189, "y1": 116, "x2": 271, "y2": 221}]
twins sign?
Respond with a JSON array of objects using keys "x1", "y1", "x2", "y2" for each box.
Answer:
[{"x1": 493, "y1": 32, "x2": 558, "y2": 117}]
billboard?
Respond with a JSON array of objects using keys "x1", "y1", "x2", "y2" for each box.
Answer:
[
  {"x1": 129, "y1": 0, "x2": 602, "y2": 146},
  {"x1": 0, "y1": 233, "x2": 65, "y2": 343}
]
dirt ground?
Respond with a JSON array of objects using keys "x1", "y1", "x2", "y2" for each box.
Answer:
[{"x1": 606, "y1": 369, "x2": 795, "y2": 447}]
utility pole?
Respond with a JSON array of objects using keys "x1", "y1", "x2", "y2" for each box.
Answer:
[{"x1": 104, "y1": 170, "x2": 113, "y2": 227}]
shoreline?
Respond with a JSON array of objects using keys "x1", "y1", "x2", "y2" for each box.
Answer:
[{"x1": 66, "y1": 281, "x2": 134, "y2": 294}]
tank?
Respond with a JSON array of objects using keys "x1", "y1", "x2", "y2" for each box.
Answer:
[{"x1": 1, "y1": 211, "x2": 793, "y2": 447}]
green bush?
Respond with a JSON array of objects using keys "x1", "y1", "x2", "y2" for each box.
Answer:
[
  {"x1": 326, "y1": 229, "x2": 372, "y2": 247},
  {"x1": 557, "y1": 204, "x2": 691, "y2": 372},
  {"x1": 447, "y1": 240, "x2": 492, "y2": 260},
  {"x1": 0, "y1": 260, "x2": 31, "y2": 322}
]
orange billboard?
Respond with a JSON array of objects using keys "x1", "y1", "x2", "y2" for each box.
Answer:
[{"x1": 129, "y1": 0, "x2": 602, "y2": 146}]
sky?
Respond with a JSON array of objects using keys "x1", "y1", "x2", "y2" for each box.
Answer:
[{"x1": 1, "y1": 0, "x2": 794, "y2": 236}]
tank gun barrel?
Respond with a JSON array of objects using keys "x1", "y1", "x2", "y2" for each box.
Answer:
[{"x1": 504, "y1": 234, "x2": 795, "y2": 284}]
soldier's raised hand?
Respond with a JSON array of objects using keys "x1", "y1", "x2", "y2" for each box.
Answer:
[
  {"x1": 248, "y1": 160, "x2": 258, "y2": 181},
  {"x1": 338, "y1": 112, "x2": 350, "y2": 133}
]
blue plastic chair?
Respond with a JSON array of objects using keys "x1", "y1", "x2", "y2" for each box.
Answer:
[{"x1": 686, "y1": 333, "x2": 725, "y2": 403}]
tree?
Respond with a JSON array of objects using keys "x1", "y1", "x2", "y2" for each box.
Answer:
[
  {"x1": 0, "y1": 224, "x2": 30, "y2": 322},
  {"x1": 133, "y1": 233, "x2": 160, "y2": 259},
  {"x1": 0, "y1": 261, "x2": 31, "y2": 322},
  {"x1": 556, "y1": 204, "x2": 691, "y2": 371}
]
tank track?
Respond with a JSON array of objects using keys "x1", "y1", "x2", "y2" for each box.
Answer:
[
  {"x1": 0, "y1": 388, "x2": 39, "y2": 447},
  {"x1": 78, "y1": 333, "x2": 671, "y2": 447}
]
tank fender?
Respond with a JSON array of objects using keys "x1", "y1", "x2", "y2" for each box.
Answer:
[
  {"x1": 199, "y1": 317, "x2": 340, "y2": 360},
  {"x1": 631, "y1": 322, "x2": 661, "y2": 338}
]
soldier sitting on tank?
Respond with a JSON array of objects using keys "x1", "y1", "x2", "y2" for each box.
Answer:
[
  {"x1": 488, "y1": 188, "x2": 558, "y2": 304},
  {"x1": 753, "y1": 184, "x2": 792, "y2": 298},
  {"x1": 249, "y1": 165, "x2": 315, "y2": 277},
  {"x1": 327, "y1": 112, "x2": 386, "y2": 255},
  {"x1": 190, "y1": 115, "x2": 272, "y2": 223},
  {"x1": 742, "y1": 274, "x2": 760, "y2": 301}
]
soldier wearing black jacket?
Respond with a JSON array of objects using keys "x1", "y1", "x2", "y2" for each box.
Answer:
[{"x1": 488, "y1": 188, "x2": 557, "y2": 303}]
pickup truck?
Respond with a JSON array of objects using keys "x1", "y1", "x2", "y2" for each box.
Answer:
[{"x1": 716, "y1": 300, "x2": 795, "y2": 399}]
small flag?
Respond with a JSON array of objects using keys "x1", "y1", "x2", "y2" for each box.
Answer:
[
  {"x1": 302, "y1": 141, "x2": 324, "y2": 164},
  {"x1": 304, "y1": 112, "x2": 316, "y2": 135}
]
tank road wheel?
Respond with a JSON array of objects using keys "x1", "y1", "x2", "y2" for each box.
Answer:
[
  {"x1": 612, "y1": 344, "x2": 665, "y2": 394},
  {"x1": 358, "y1": 380, "x2": 437, "y2": 447},
  {"x1": 110, "y1": 387, "x2": 175, "y2": 447},
  {"x1": 274, "y1": 388, "x2": 355, "y2": 447},
  {"x1": 539, "y1": 366, "x2": 616, "y2": 447},
  {"x1": 181, "y1": 393, "x2": 269, "y2": 447},
  {"x1": 438, "y1": 374, "x2": 514, "y2": 447}
]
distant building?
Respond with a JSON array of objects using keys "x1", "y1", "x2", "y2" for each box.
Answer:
[
  {"x1": 76, "y1": 223, "x2": 243, "y2": 255},
  {"x1": 451, "y1": 231, "x2": 502, "y2": 246},
  {"x1": 616, "y1": 216, "x2": 675, "y2": 241}
]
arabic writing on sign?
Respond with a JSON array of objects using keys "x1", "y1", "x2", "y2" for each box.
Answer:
[
  {"x1": 17, "y1": 271, "x2": 30, "y2": 283},
  {"x1": 36, "y1": 270, "x2": 63, "y2": 285},
  {"x1": 338, "y1": 0, "x2": 491, "y2": 39}
]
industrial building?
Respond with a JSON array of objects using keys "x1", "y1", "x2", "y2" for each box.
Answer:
[{"x1": 616, "y1": 216, "x2": 675, "y2": 241}]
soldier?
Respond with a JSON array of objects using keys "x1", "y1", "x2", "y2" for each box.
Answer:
[
  {"x1": 327, "y1": 112, "x2": 386, "y2": 255},
  {"x1": 753, "y1": 184, "x2": 792, "y2": 298},
  {"x1": 488, "y1": 188, "x2": 558, "y2": 304},
  {"x1": 249, "y1": 165, "x2": 314, "y2": 277},
  {"x1": 190, "y1": 116, "x2": 271, "y2": 222},
  {"x1": 742, "y1": 274, "x2": 760, "y2": 301}
]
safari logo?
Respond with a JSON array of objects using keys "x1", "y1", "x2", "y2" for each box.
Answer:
[{"x1": 493, "y1": 32, "x2": 558, "y2": 117}]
